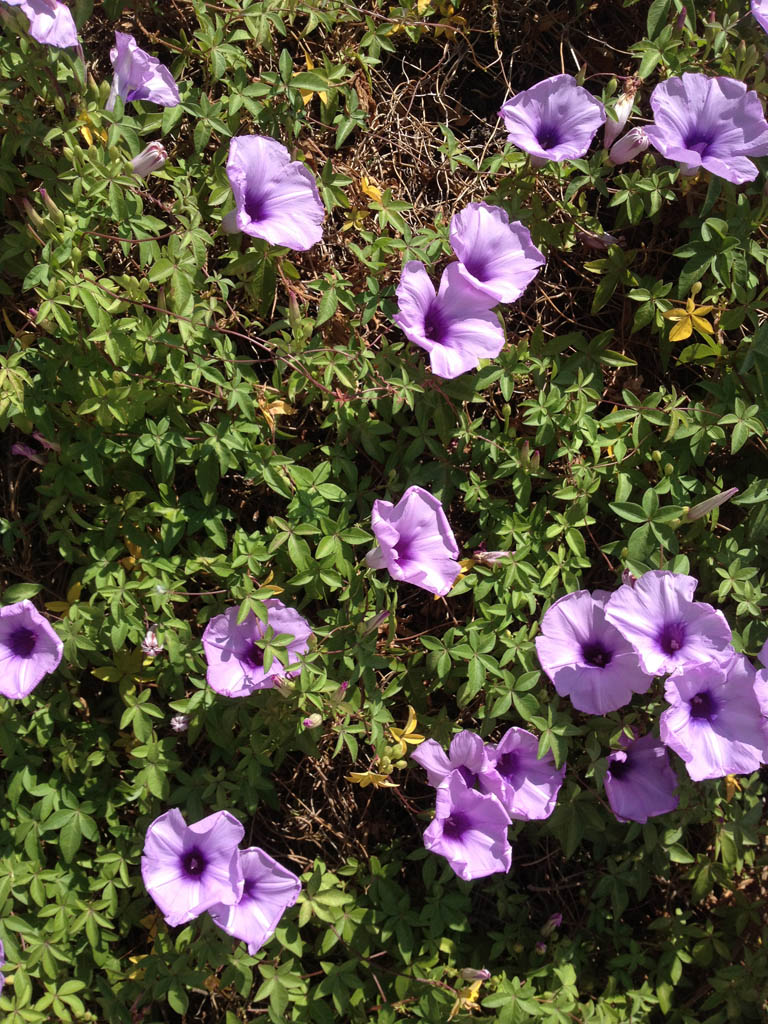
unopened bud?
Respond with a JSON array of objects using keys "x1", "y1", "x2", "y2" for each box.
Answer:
[
  {"x1": 273, "y1": 676, "x2": 294, "y2": 697},
  {"x1": 540, "y1": 912, "x2": 563, "y2": 937},
  {"x1": 576, "y1": 229, "x2": 620, "y2": 251},
  {"x1": 131, "y1": 141, "x2": 168, "y2": 178},
  {"x1": 684, "y1": 487, "x2": 738, "y2": 522},
  {"x1": 609, "y1": 127, "x2": 650, "y2": 166},
  {"x1": 361, "y1": 611, "x2": 388, "y2": 636},
  {"x1": 22, "y1": 198, "x2": 46, "y2": 231},
  {"x1": 39, "y1": 187, "x2": 64, "y2": 223},
  {"x1": 621, "y1": 569, "x2": 637, "y2": 588},
  {"x1": 472, "y1": 549, "x2": 511, "y2": 567},
  {"x1": 459, "y1": 968, "x2": 491, "y2": 982},
  {"x1": 674, "y1": 6, "x2": 687, "y2": 32},
  {"x1": 604, "y1": 88, "x2": 636, "y2": 149},
  {"x1": 302, "y1": 713, "x2": 322, "y2": 728}
]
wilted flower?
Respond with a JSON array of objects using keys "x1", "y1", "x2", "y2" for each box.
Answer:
[
  {"x1": 141, "y1": 626, "x2": 163, "y2": 657},
  {"x1": 208, "y1": 847, "x2": 301, "y2": 954},
  {"x1": 2, "y1": 0, "x2": 78, "y2": 48},
  {"x1": 106, "y1": 31, "x2": 180, "y2": 112},
  {"x1": 221, "y1": 135, "x2": 325, "y2": 250},
  {"x1": 604, "y1": 82, "x2": 638, "y2": 149},
  {"x1": 0, "y1": 600, "x2": 63, "y2": 700},
  {"x1": 540, "y1": 912, "x2": 563, "y2": 938},
  {"x1": 604, "y1": 732, "x2": 679, "y2": 822},
  {"x1": 499, "y1": 74, "x2": 605, "y2": 166},
  {"x1": 365, "y1": 485, "x2": 460, "y2": 596},
  {"x1": 393, "y1": 261, "x2": 505, "y2": 379},
  {"x1": 605, "y1": 570, "x2": 733, "y2": 677},
  {"x1": 202, "y1": 599, "x2": 312, "y2": 698},
  {"x1": 448, "y1": 203, "x2": 544, "y2": 304},
  {"x1": 535, "y1": 590, "x2": 653, "y2": 714},
  {"x1": 644, "y1": 73, "x2": 768, "y2": 183},
  {"x1": 753, "y1": 0, "x2": 768, "y2": 34},
  {"x1": 32, "y1": 430, "x2": 58, "y2": 451},
  {"x1": 490, "y1": 728, "x2": 565, "y2": 820},
  {"x1": 141, "y1": 808, "x2": 244, "y2": 927},
  {"x1": 10, "y1": 441, "x2": 45, "y2": 464},
  {"x1": 423, "y1": 771, "x2": 512, "y2": 880},
  {"x1": 131, "y1": 141, "x2": 168, "y2": 178},
  {"x1": 608, "y1": 126, "x2": 650, "y2": 165},
  {"x1": 660, "y1": 653, "x2": 768, "y2": 781},
  {"x1": 684, "y1": 487, "x2": 738, "y2": 522},
  {"x1": 472, "y1": 549, "x2": 511, "y2": 567},
  {"x1": 170, "y1": 713, "x2": 190, "y2": 733},
  {"x1": 412, "y1": 731, "x2": 499, "y2": 790}
]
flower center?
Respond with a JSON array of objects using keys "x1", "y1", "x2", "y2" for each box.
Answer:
[
  {"x1": 394, "y1": 535, "x2": 415, "y2": 562},
  {"x1": 536, "y1": 125, "x2": 561, "y2": 150},
  {"x1": 243, "y1": 877, "x2": 259, "y2": 900},
  {"x1": 182, "y1": 847, "x2": 206, "y2": 877},
  {"x1": 9, "y1": 626, "x2": 37, "y2": 658},
  {"x1": 658, "y1": 621, "x2": 686, "y2": 656},
  {"x1": 442, "y1": 810, "x2": 471, "y2": 839},
  {"x1": 683, "y1": 131, "x2": 715, "y2": 156},
  {"x1": 462, "y1": 257, "x2": 488, "y2": 282},
  {"x1": 607, "y1": 754, "x2": 631, "y2": 780},
  {"x1": 689, "y1": 690, "x2": 718, "y2": 722},
  {"x1": 423, "y1": 305, "x2": 445, "y2": 342},
  {"x1": 457, "y1": 765, "x2": 478, "y2": 787},
  {"x1": 582, "y1": 641, "x2": 612, "y2": 668},
  {"x1": 244, "y1": 189, "x2": 266, "y2": 223},
  {"x1": 242, "y1": 641, "x2": 264, "y2": 670},
  {"x1": 495, "y1": 750, "x2": 519, "y2": 778}
]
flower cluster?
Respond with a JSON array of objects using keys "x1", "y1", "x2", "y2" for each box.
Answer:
[
  {"x1": 142, "y1": 808, "x2": 300, "y2": 953},
  {"x1": 412, "y1": 728, "x2": 565, "y2": 879}
]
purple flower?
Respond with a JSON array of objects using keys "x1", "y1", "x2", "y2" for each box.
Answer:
[
  {"x1": 660, "y1": 654, "x2": 768, "y2": 781},
  {"x1": 753, "y1": 0, "x2": 768, "y2": 34},
  {"x1": 490, "y1": 727, "x2": 565, "y2": 820},
  {"x1": 605, "y1": 570, "x2": 733, "y2": 678},
  {"x1": 411, "y1": 731, "x2": 499, "y2": 790},
  {"x1": 608, "y1": 127, "x2": 650, "y2": 165},
  {"x1": 208, "y1": 847, "x2": 301, "y2": 954},
  {"x1": 644, "y1": 73, "x2": 768, "y2": 184},
  {"x1": 170, "y1": 713, "x2": 190, "y2": 733},
  {"x1": 221, "y1": 135, "x2": 324, "y2": 251},
  {"x1": 498, "y1": 74, "x2": 605, "y2": 166},
  {"x1": 365, "y1": 485, "x2": 460, "y2": 596},
  {"x1": 0, "y1": 600, "x2": 63, "y2": 700},
  {"x1": 448, "y1": 203, "x2": 544, "y2": 304},
  {"x1": 202, "y1": 599, "x2": 313, "y2": 699},
  {"x1": 535, "y1": 590, "x2": 653, "y2": 714},
  {"x1": 141, "y1": 626, "x2": 163, "y2": 657},
  {"x1": 141, "y1": 808, "x2": 244, "y2": 926},
  {"x1": 131, "y1": 141, "x2": 168, "y2": 178},
  {"x1": 106, "y1": 31, "x2": 180, "y2": 112},
  {"x1": 2, "y1": 0, "x2": 78, "y2": 48},
  {"x1": 423, "y1": 772, "x2": 511, "y2": 880},
  {"x1": 393, "y1": 261, "x2": 505, "y2": 379},
  {"x1": 10, "y1": 441, "x2": 45, "y2": 464},
  {"x1": 604, "y1": 732, "x2": 679, "y2": 823}
]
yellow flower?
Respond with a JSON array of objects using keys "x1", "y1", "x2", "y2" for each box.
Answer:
[
  {"x1": 345, "y1": 770, "x2": 399, "y2": 789},
  {"x1": 389, "y1": 705, "x2": 425, "y2": 757},
  {"x1": 662, "y1": 293, "x2": 715, "y2": 343}
]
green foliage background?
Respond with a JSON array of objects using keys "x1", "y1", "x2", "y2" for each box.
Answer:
[{"x1": 1, "y1": 0, "x2": 768, "y2": 1020}]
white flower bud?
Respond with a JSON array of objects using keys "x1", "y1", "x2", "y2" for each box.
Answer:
[
  {"x1": 604, "y1": 87, "x2": 637, "y2": 149},
  {"x1": 609, "y1": 127, "x2": 650, "y2": 166},
  {"x1": 131, "y1": 141, "x2": 168, "y2": 178}
]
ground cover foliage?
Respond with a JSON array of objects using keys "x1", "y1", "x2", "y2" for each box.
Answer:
[{"x1": 1, "y1": 0, "x2": 768, "y2": 1020}]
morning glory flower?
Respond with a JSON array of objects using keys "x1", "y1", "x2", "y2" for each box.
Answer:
[
  {"x1": 498, "y1": 74, "x2": 605, "y2": 167},
  {"x1": 106, "y1": 31, "x2": 180, "y2": 112},
  {"x1": 365, "y1": 485, "x2": 460, "y2": 596},
  {"x1": 202, "y1": 599, "x2": 313, "y2": 699},
  {"x1": 644, "y1": 73, "x2": 768, "y2": 183},
  {"x1": 448, "y1": 203, "x2": 545, "y2": 304},
  {"x1": 604, "y1": 732, "x2": 679, "y2": 823},
  {"x1": 0, "y1": 600, "x2": 63, "y2": 700},
  {"x1": 411, "y1": 731, "x2": 500, "y2": 791},
  {"x1": 141, "y1": 808, "x2": 244, "y2": 927},
  {"x1": 2, "y1": 0, "x2": 78, "y2": 48},
  {"x1": 490, "y1": 727, "x2": 565, "y2": 820},
  {"x1": 605, "y1": 570, "x2": 733, "y2": 678},
  {"x1": 393, "y1": 261, "x2": 505, "y2": 379},
  {"x1": 221, "y1": 135, "x2": 325, "y2": 251},
  {"x1": 208, "y1": 847, "x2": 301, "y2": 954},
  {"x1": 423, "y1": 771, "x2": 511, "y2": 881},
  {"x1": 535, "y1": 590, "x2": 653, "y2": 714},
  {"x1": 753, "y1": 0, "x2": 768, "y2": 34},
  {"x1": 660, "y1": 654, "x2": 768, "y2": 781}
]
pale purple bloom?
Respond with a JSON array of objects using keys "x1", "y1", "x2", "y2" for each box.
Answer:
[
  {"x1": 535, "y1": 590, "x2": 653, "y2": 714},
  {"x1": 365, "y1": 485, "x2": 460, "y2": 596},
  {"x1": 393, "y1": 261, "x2": 505, "y2": 379},
  {"x1": 221, "y1": 135, "x2": 324, "y2": 251},
  {"x1": 141, "y1": 626, "x2": 163, "y2": 657},
  {"x1": 758, "y1": 641, "x2": 768, "y2": 669},
  {"x1": 141, "y1": 808, "x2": 244, "y2": 927},
  {"x1": 423, "y1": 772, "x2": 511, "y2": 881},
  {"x1": 490, "y1": 727, "x2": 565, "y2": 820},
  {"x1": 0, "y1": 600, "x2": 63, "y2": 700},
  {"x1": 499, "y1": 74, "x2": 605, "y2": 166},
  {"x1": 608, "y1": 127, "x2": 650, "y2": 165},
  {"x1": 660, "y1": 654, "x2": 768, "y2": 781},
  {"x1": 604, "y1": 732, "x2": 679, "y2": 823},
  {"x1": 170, "y1": 713, "x2": 190, "y2": 733},
  {"x1": 753, "y1": 0, "x2": 768, "y2": 34},
  {"x1": 605, "y1": 570, "x2": 733, "y2": 678},
  {"x1": 604, "y1": 87, "x2": 636, "y2": 149},
  {"x1": 448, "y1": 203, "x2": 544, "y2": 304},
  {"x1": 411, "y1": 731, "x2": 499, "y2": 791},
  {"x1": 202, "y1": 599, "x2": 312, "y2": 698},
  {"x1": 2, "y1": 0, "x2": 78, "y2": 48},
  {"x1": 131, "y1": 141, "x2": 168, "y2": 178},
  {"x1": 644, "y1": 73, "x2": 768, "y2": 183},
  {"x1": 106, "y1": 31, "x2": 180, "y2": 112},
  {"x1": 208, "y1": 847, "x2": 301, "y2": 954}
]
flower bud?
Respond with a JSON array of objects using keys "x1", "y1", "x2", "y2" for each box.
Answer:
[
  {"x1": 684, "y1": 487, "x2": 738, "y2": 522},
  {"x1": 131, "y1": 141, "x2": 168, "y2": 178},
  {"x1": 302, "y1": 713, "x2": 322, "y2": 728},
  {"x1": 22, "y1": 198, "x2": 46, "y2": 231},
  {"x1": 576, "y1": 229, "x2": 620, "y2": 251},
  {"x1": 459, "y1": 968, "x2": 491, "y2": 982},
  {"x1": 609, "y1": 127, "x2": 650, "y2": 165},
  {"x1": 361, "y1": 611, "x2": 388, "y2": 636},
  {"x1": 604, "y1": 88, "x2": 636, "y2": 149},
  {"x1": 170, "y1": 713, "x2": 190, "y2": 733},
  {"x1": 39, "y1": 187, "x2": 64, "y2": 223},
  {"x1": 540, "y1": 912, "x2": 563, "y2": 937},
  {"x1": 472, "y1": 549, "x2": 511, "y2": 567}
]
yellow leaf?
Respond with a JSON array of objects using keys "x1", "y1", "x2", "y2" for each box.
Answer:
[
  {"x1": 725, "y1": 774, "x2": 741, "y2": 802},
  {"x1": 690, "y1": 315, "x2": 713, "y2": 335},
  {"x1": 298, "y1": 50, "x2": 328, "y2": 105},
  {"x1": 662, "y1": 309, "x2": 688, "y2": 322},
  {"x1": 67, "y1": 582, "x2": 82, "y2": 603},
  {"x1": 668, "y1": 318, "x2": 693, "y2": 342},
  {"x1": 80, "y1": 124, "x2": 94, "y2": 147}
]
